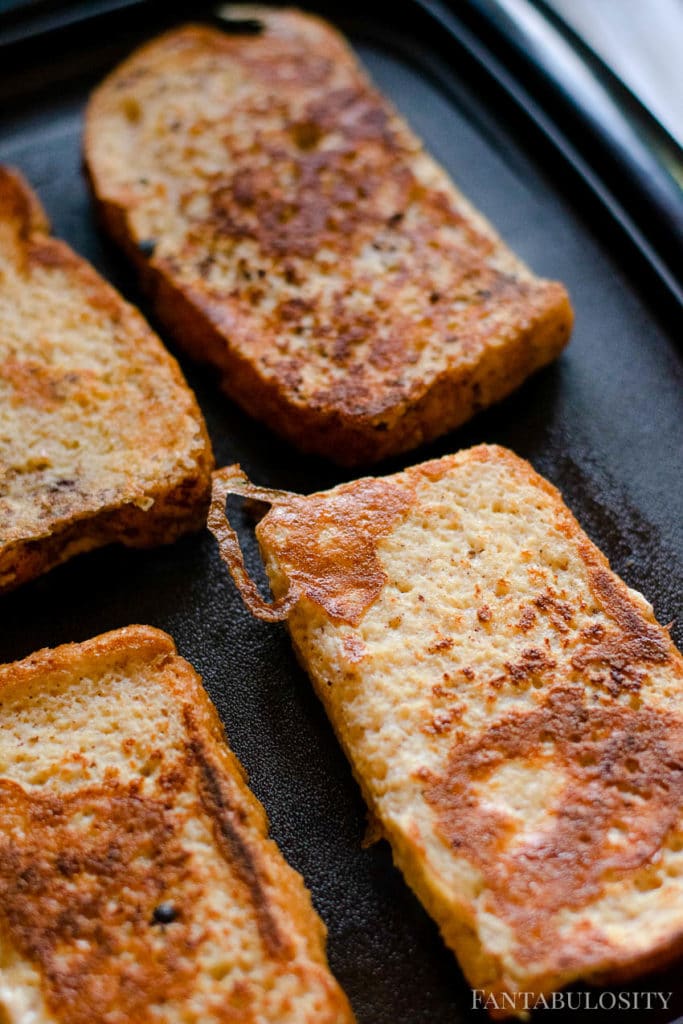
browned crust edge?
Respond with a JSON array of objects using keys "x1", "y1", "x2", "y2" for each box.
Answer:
[
  {"x1": 0, "y1": 472, "x2": 209, "y2": 594},
  {"x1": 0, "y1": 166, "x2": 214, "y2": 593}
]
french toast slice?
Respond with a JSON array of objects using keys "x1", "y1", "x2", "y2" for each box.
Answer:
[
  {"x1": 0, "y1": 625, "x2": 355, "y2": 1024},
  {"x1": 209, "y1": 447, "x2": 683, "y2": 1014},
  {"x1": 0, "y1": 167, "x2": 213, "y2": 593},
  {"x1": 84, "y1": 10, "x2": 572, "y2": 465}
]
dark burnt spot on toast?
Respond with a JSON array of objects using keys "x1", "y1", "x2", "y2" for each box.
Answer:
[
  {"x1": 534, "y1": 588, "x2": 574, "y2": 629},
  {"x1": 184, "y1": 708, "x2": 289, "y2": 960},
  {"x1": 427, "y1": 637, "x2": 454, "y2": 655},
  {"x1": 208, "y1": 116, "x2": 407, "y2": 262},
  {"x1": 309, "y1": 374, "x2": 404, "y2": 419},
  {"x1": 517, "y1": 605, "x2": 537, "y2": 631},
  {"x1": 425, "y1": 685, "x2": 683, "y2": 967},
  {"x1": 503, "y1": 645, "x2": 556, "y2": 686},
  {"x1": 258, "y1": 476, "x2": 413, "y2": 626},
  {"x1": 422, "y1": 708, "x2": 458, "y2": 737},
  {"x1": 151, "y1": 900, "x2": 179, "y2": 924}
]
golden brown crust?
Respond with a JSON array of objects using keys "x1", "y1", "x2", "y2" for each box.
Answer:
[
  {"x1": 0, "y1": 626, "x2": 355, "y2": 1024},
  {"x1": 84, "y1": 14, "x2": 573, "y2": 464},
  {"x1": 209, "y1": 464, "x2": 413, "y2": 624},
  {"x1": 0, "y1": 165, "x2": 50, "y2": 237},
  {"x1": 183, "y1": 706, "x2": 290, "y2": 960},
  {"x1": 217, "y1": 445, "x2": 683, "y2": 1014},
  {"x1": 424, "y1": 688, "x2": 683, "y2": 972},
  {"x1": 0, "y1": 167, "x2": 214, "y2": 592}
]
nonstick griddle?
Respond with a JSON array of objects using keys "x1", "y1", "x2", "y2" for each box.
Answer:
[{"x1": 0, "y1": 1, "x2": 682, "y2": 1021}]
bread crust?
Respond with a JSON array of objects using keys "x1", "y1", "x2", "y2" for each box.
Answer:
[
  {"x1": 210, "y1": 447, "x2": 683, "y2": 1016},
  {"x1": 0, "y1": 625, "x2": 355, "y2": 1023},
  {"x1": 0, "y1": 167, "x2": 214, "y2": 592},
  {"x1": 84, "y1": 12, "x2": 572, "y2": 465}
]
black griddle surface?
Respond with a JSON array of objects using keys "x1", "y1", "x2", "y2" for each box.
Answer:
[{"x1": 0, "y1": 5, "x2": 681, "y2": 1022}]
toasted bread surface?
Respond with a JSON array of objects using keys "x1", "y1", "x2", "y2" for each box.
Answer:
[
  {"x1": 85, "y1": 11, "x2": 572, "y2": 464},
  {"x1": 210, "y1": 447, "x2": 683, "y2": 1013},
  {"x1": 0, "y1": 625, "x2": 354, "y2": 1024},
  {"x1": 0, "y1": 167, "x2": 213, "y2": 593}
]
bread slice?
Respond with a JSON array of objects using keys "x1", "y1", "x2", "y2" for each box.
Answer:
[
  {"x1": 0, "y1": 625, "x2": 355, "y2": 1024},
  {"x1": 84, "y1": 10, "x2": 573, "y2": 465},
  {"x1": 0, "y1": 166, "x2": 213, "y2": 593},
  {"x1": 209, "y1": 447, "x2": 683, "y2": 1014}
]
